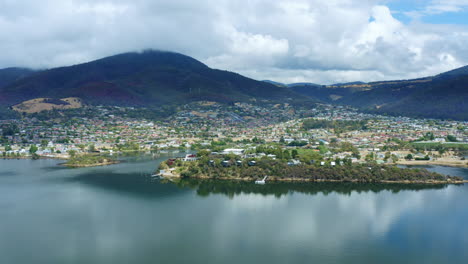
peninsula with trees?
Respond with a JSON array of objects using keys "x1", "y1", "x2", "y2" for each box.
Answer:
[
  {"x1": 158, "y1": 151, "x2": 466, "y2": 185},
  {"x1": 63, "y1": 154, "x2": 119, "y2": 168}
]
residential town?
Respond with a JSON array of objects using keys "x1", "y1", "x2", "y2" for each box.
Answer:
[{"x1": 1, "y1": 102, "x2": 467, "y2": 167}]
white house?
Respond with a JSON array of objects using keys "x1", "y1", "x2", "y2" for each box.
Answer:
[
  {"x1": 222, "y1": 149, "x2": 245, "y2": 155},
  {"x1": 183, "y1": 154, "x2": 197, "y2": 162}
]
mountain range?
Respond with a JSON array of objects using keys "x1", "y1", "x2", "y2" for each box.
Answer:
[
  {"x1": 288, "y1": 67, "x2": 468, "y2": 120},
  {"x1": 0, "y1": 51, "x2": 305, "y2": 109},
  {"x1": 0, "y1": 50, "x2": 467, "y2": 120},
  {"x1": 0, "y1": 68, "x2": 36, "y2": 88}
]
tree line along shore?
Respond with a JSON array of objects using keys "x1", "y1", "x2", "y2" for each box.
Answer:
[
  {"x1": 61, "y1": 154, "x2": 119, "y2": 168},
  {"x1": 158, "y1": 154, "x2": 466, "y2": 184}
]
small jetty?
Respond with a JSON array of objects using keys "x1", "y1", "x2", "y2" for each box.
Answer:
[
  {"x1": 151, "y1": 173, "x2": 164, "y2": 180},
  {"x1": 255, "y1": 176, "x2": 268, "y2": 185},
  {"x1": 152, "y1": 168, "x2": 179, "y2": 179}
]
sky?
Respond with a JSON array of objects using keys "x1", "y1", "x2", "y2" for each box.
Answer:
[{"x1": 1, "y1": 0, "x2": 468, "y2": 84}]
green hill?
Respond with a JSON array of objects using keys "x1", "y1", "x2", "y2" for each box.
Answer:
[
  {"x1": 0, "y1": 50, "x2": 307, "y2": 109},
  {"x1": 290, "y1": 67, "x2": 468, "y2": 120},
  {"x1": 0, "y1": 67, "x2": 35, "y2": 89}
]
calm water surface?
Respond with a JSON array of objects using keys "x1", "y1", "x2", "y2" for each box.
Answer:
[{"x1": 1, "y1": 156, "x2": 467, "y2": 264}]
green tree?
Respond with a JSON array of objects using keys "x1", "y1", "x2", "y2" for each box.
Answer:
[
  {"x1": 29, "y1": 145, "x2": 38, "y2": 154},
  {"x1": 68, "y1": 150, "x2": 77, "y2": 158},
  {"x1": 77, "y1": 144, "x2": 86, "y2": 151},
  {"x1": 197, "y1": 149, "x2": 210, "y2": 157},
  {"x1": 365, "y1": 152, "x2": 374, "y2": 162},
  {"x1": 384, "y1": 152, "x2": 391, "y2": 162},
  {"x1": 89, "y1": 144, "x2": 96, "y2": 152},
  {"x1": 446, "y1": 135, "x2": 458, "y2": 142},
  {"x1": 291, "y1": 149, "x2": 298, "y2": 159},
  {"x1": 40, "y1": 140, "x2": 48, "y2": 147},
  {"x1": 279, "y1": 136, "x2": 285, "y2": 144},
  {"x1": 318, "y1": 145, "x2": 328, "y2": 155},
  {"x1": 425, "y1": 132, "x2": 435, "y2": 141}
]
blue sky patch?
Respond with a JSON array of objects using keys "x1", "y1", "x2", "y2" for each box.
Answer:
[{"x1": 385, "y1": 0, "x2": 468, "y2": 25}]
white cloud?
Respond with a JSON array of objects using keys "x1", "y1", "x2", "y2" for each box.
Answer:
[
  {"x1": 209, "y1": 186, "x2": 459, "y2": 254},
  {"x1": 404, "y1": 0, "x2": 468, "y2": 19},
  {"x1": 426, "y1": 0, "x2": 468, "y2": 14},
  {"x1": 0, "y1": 0, "x2": 467, "y2": 84}
]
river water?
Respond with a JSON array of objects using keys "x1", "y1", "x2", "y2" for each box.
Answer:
[{"x1": 0, "y1": 155, "x2": 467, "y2": 264}]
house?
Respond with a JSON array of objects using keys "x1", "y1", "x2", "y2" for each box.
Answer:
[
  {"x1": 222, "y1": 160, "x2": 231, "y2": 167},
  {"x1": 222, "y1": 149, "x2": 245, "y2": 155},
  {"x1": 319, "y1": 139, "x2": 329, "y2": 145},
  {"x1": 183, "y1": 154, "x2": 197, "y2": 162},
  {"x1": 288, "y1": 159, "x2": 301, "y2": 166}
]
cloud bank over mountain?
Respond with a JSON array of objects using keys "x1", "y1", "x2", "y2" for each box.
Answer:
[{"x1": 1, "y1": 0, "x2": 468, "y2": 84}]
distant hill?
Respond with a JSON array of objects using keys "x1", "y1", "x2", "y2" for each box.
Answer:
[
  {"x1": 0, "y1": 51, "x2": 309, "y2": 110},
  {"x1": 291, "y1": 66, "x2": 468, "y2": 120},
  {"x1": 289, "y1": 84, "x2": 352, "y2": 102},
  {"x1": 262, "y1": 80, "x2": 285, "y2": 87},
  {"x1": 334, "y1": 75, "x2": 468, "y2": 120},
  {"x1": 287, "y1": 82, "x2": 322, "y2": 87},
  {"x1": 0, "y1": 67, "x2": 36, "y2": 88},
  {"x1": 436, "y1": 65, "x2": 468, "y2": 79},
  {"x1": 330, "y1": 81, "x2": 366, "y2": 86},
  {"x1": 2, "y1": 50, "x2": 466, "y2": 120},
  {"x1": 370, "y1": 75, "x2": 468, "y2": 120}
]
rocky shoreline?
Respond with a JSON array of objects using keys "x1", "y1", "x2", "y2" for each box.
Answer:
[
  {"x1": 169, "y1": 174, "x2": 467, "y2": 185},
  {"x1": 158, "y1": 167, "x2": 466, "y2": 185}
]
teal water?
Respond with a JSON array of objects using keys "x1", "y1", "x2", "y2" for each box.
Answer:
[{"x1": 0, "y1": 156, "x2": 467, "y2": 264}]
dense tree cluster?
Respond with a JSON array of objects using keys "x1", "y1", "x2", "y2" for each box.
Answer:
[
  {"x1": 302, "y1": 119, "x2": 368, "y2": 133},
  {"x1": 64, "y1": 154, "x2": 117, "y2": 167},
  {"x1": 1, "y1": 123, "x2": 19, "y2": 136},
  {"x1": 166, "y1": 157, "x2": 462, "y2": 183}
]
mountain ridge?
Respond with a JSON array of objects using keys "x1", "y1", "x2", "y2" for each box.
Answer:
[
  {"x1": 0, "y1": 50, "x2": 308, "y2": 109},
  {"x1": 1, "y1": 51, "x2": 467, "y2": 120},
  {"x1": 0, "y1": 67, "x2": 36, "y2": 88},
  {"x1": 289, "y1": 65, "x2": 468, "y2": 120}
]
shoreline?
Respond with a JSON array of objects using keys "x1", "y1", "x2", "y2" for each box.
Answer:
[
  {"x1": 396, "y1": 160, "x2": 467, "y2": 168},
  {"x1": 1, "y1": 156, "x2": 68, "y2": 160},
  {"x1": 61, "y1": 160, "x2": 121, "y2": 168},
  {"x1": 0, "y1": 154, "x2": 122, "y2": 168},
  {"x1": 185, "y1": 175, "x2": 468, "y2": 185},
  {"x1": 158, "y1": 171, "x2": 467, "y2": 185}
]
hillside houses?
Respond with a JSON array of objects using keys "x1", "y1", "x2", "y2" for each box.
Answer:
[{"x1": 0, "y1": 103, "x2": 466, "y2": 162}]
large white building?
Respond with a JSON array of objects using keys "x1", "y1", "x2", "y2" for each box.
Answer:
[{"x1": 222, "y1": 149, "x2": 245, "y2": 155}]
